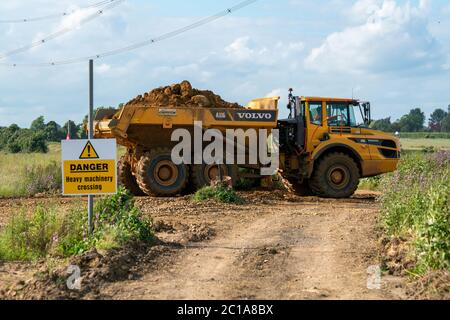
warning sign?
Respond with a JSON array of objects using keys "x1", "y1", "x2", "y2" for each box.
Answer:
[
  {"x1": 61, "y1": 139, "x2": 117, "y2": 196},
  {"x1": 79, "y1": 141, "x2": 99, "y2": 159}
]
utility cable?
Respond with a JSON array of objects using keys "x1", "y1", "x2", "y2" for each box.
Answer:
[
  {"x1": 0, "y1": 0, "x2": 125, "y2": 60},
  {"x1": 0, "y1": 0, "x2": 259, "y2": 67},
  {"x1": 0, "y1": 0, "x2": 117, "y2": 23}
]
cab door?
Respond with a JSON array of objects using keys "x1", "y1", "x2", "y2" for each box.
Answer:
[
  {"x1": 305, "y1": 101, "x2": 327, "y2": 153},
  {"x1": 324, "y1": 102, "x2": 372, "y2": 161}
]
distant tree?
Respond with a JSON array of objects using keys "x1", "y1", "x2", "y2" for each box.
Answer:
[
  {"x1": 391, "y1": 121, "x2": 401, "y2": 132},
  {"x1": 0, "y1": 124, "x2": 20, "y2": 150},
  {"x1": 397, "y1": 108, "x2": 425, "y2": 132},
  {"x1": 30, "y1": 116, "x2": 46, "y2": 132},
  {"x1": 8, "y1": 123, "x2": 20, "y2": 133},
  {"x1": 78, "y1": 115, "x2": 88, "y2": 139},
  {"x1": 44, "y1": 121, "x2": 61, "y2": 141},
  {"x1": 61, "y1": 120, "x2": 79, "y2": 139},
  {"x1": 442, "y1": 114, "x2": 450, "y2": 132},
  {"x1": 7, "y1": 141, "x2": 21, "y2": 153},
  {"x1": 26, "y1": 131, "x2": 48, "y2": 153},
  {"x1": 6, "y1": 129, "x2": 48, "y2": 153},
  {"x1": 370, "y1": 117, "x2": 393, "y2": 132},
  {"x1": 428, "y1": 108, "x2": 448, "y2": 132}
]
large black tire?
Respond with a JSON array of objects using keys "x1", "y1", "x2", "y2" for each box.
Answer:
[
  {"x1": 308, "y1": 152, "x2": 360, "y2": 198},
  {"x1": 191, "y1": 163, "x2": 238, "y2": 190},
  {"x1": 136, "y1": 148, "x2": 189, "y2": 196},
  {"x1": 118, "y1": 155, "x2": 145, "y2": 196}
]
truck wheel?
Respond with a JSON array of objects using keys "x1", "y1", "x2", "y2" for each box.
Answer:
[
  {"x1": 191, "y1": 164, "x2": 238, "y2": 190},
  {"x1": 136, "y1": 148, "x2": 189, "y2": 196},
  {"x1": 118, "y1": 155, "x2": 145, "y2": 196},
  {"x1": 309, "y1": 152, "x2": 360, "y2": 198}
]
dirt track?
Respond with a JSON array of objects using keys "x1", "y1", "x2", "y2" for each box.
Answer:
[
  {"x1": 0, "y1": 191, "x2": 406, "y2": 300},
  {"x1": 101, "y1": 191, "x2": 405, "y2": 300}
]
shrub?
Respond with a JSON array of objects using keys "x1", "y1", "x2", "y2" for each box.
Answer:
[
  {"x1": 21, "y1": 161, "x2": 62, "y2": 196},
  {"x1": 6, "y1": 130, "x2": 48, "y2": 153},
  {"x1": 0, "y1": 188, "x2": 153, "y2": 261},
  {"x1": 380, "y1": 151, "x2": 450, "y2": 272},
  {"x1": 93, "y1": 187, "x2": 154, "y2": 244},
  {"x1": 193, "y1": 186, "x2": 244, "y2": 204},
  {"x1": 0, "y1": 207, "x2": 61, "y2": 261}
]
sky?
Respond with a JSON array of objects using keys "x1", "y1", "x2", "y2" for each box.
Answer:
[{"x1": 0, "y1": 0, "x2": 449, "y2": 127}]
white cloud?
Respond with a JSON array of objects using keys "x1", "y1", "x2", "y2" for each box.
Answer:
[
  {"x1": 57, "y1": 7, "x2": 98, "y2": 31},
  {"x1": 305, "y1": 0, "x2": 441, "y2": 74},
  {"x1": 266, "y1": 88, "x2": 282, "y2": 97},
  {"x1": 444, "y1": 4, "x2": 450, "y2": 15},
  {"x1": 225, "y1": 37, "x2": 255, "y2": 61},
  {"x1": 224, "y1": 36, "x2": 303, "y2": 66},
  {"x1": 96, "y1": 63, "x2": 111, "y2": 74},
  {"x1": 151, "y1": 63, "x2": 213, "y2": 82},
  {"x1": 443, "y1": 57, "x2": 450, "y2": 70},
  {"x1": 350, "y1": 0, "x2": 381, "y2": 20}
]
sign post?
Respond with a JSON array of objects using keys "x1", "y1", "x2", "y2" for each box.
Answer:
[
  {"x1": 88, "y1": 59, "x2": 94, "y2": 234},
  {"x1": 61, "y1": 60, "x2": 117, "y2": 235}
]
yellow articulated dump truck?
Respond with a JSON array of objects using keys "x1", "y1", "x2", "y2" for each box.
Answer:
[{"x1": 94, "y1": 88, "x2": 400, "y2": 198}]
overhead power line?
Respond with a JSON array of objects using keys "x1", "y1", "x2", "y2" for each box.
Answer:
[
  {"x1": 0, "y1": 0, "x2": 259, "y2": 68},
  {"x1": 0, "y1": 0, "x2": 117, "y2": 24},
  {"x1": 0, "y1": 0, "x2": 125, "y2": 60}
]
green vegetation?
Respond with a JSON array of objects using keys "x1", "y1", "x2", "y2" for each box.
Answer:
[
  {"x1": 0, "y1": 143, "x2": 61, "y2": 197},
  {"x1": 378, "y1": 152, "x2": 450, "y2": 273},
  {"x1": 0, "y1": 107, "x2": 117, "y2": 154},
  {"x1": 400, "y1": 138, "x2": 450, "y2": 151},
  {"x1": 398, "y1": 132, "x2": 450, "y2": 139},
  {"x1": 371, "y1": 105, "x2": 450, "y2": 133},
  {"x1": 0, "y1": 188, "x2": 153, "y2": 261},
  {"x1": 193, "y1": 186, "x2": 244, "y2": 204}
]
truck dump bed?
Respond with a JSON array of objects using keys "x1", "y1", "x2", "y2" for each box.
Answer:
[{"x1": 94, "y1": 97, "x2": 279, "y2": 149}]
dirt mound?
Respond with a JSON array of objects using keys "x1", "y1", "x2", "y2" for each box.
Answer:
[
  {"x1": 380, "y1": 236, "x2": 416, "y2": 276},
  {"x1": 126, "y1": 80, "x2": 242, "y2": 109},
  {"x1": 406, "y1": 271, "x2": 450, "y2": 300},
  {"x1": 0, "y1": 242, "x2": 173, "y2": 300}
]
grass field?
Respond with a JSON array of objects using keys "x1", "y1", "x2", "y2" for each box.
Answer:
[
  {"x1": 0, "y1": 143, "x2": 61, "y2": 198},
  {"x1": 400, "y1": 138, "x2": 450, "y2": 151}
]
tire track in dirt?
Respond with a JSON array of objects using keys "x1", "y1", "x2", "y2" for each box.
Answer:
[{"x1": 100, "y1": 196, "x2": 405, "y2": 300}]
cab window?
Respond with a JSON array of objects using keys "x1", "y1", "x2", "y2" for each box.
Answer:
[
  {"x1": 327, "y1": 103, "x2": 349, "y2": 127},
  {"x1": 309, "y1": 102, "x2": 322, "y2": 125},
  {"x1": 327, "y1": 102, "x2": 364, "y2": 127}
]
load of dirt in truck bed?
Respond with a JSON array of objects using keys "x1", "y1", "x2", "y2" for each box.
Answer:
[{"x1": 126, "y1": 80, "x2": 242, "y2": 109}]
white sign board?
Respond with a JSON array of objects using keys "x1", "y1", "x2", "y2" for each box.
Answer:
[{"x1": 61, "y1": 139, "x2": 117, "y2": 196}]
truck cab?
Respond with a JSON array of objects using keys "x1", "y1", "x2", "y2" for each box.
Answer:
[{"x1": 278, "y1": 90, "x2": 400, "y2": 198}]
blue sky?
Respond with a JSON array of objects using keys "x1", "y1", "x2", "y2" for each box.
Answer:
[{"x1": 0, "y1": 0, "x2": 449, "y2": 127}]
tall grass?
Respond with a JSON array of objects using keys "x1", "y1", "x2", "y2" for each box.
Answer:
[
  {"x1": 398, "y1": 132, "x2": 450, "y2": 139},
  {"x1": 380, "y1": 151, "x2": 450, "y2": 272},
  {"x1": 400, "y1": 138, "x2": 450, "y2": 151},
  {"x1": 0, "y1": 143, "x2": 60, "y2": 197},
  {"x1": 0, "y1": 188, "x2": 153, "y2": 261}
]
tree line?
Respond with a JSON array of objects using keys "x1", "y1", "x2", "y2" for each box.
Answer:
[
  {"x1": 370, "y1": 105, "x2": 450, "y2": 133},
  {"x1": 0, "y1": 107, "x2": 116, "y2": 153}
]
